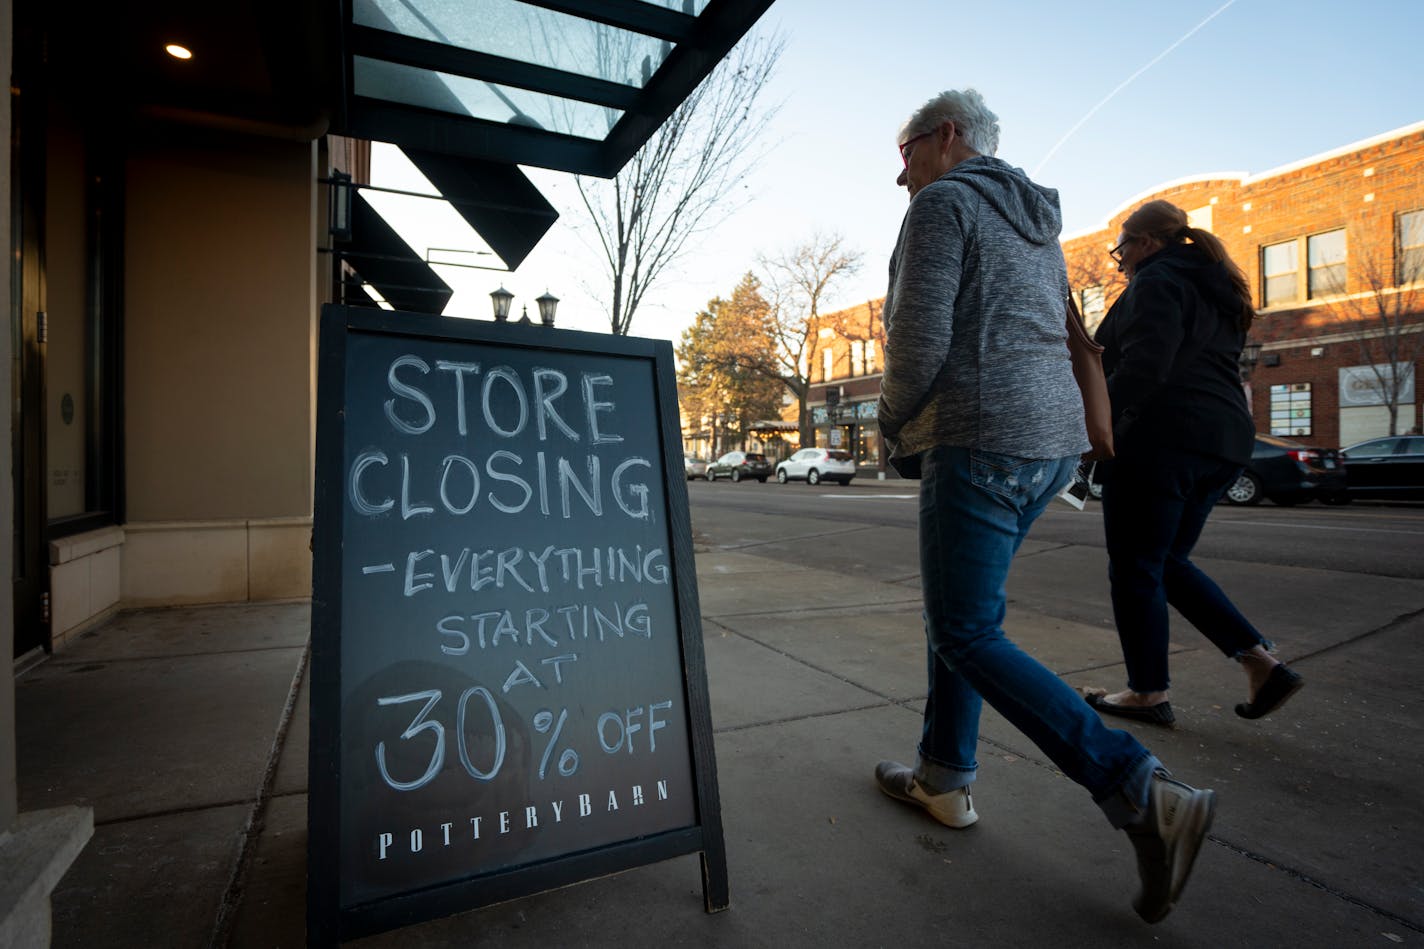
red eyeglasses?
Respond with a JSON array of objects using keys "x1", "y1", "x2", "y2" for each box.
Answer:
[{"x1": 899, "y1": 130, "x2": 933, "y2": 167}]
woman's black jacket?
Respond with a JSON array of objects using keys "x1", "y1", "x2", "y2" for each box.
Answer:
[{"x1": 1094, "y1": 243, "x2": 1255, "y2": 466}]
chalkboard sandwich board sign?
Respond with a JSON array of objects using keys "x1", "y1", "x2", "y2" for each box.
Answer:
[{"x1": 308, "y1": 305, "x2": 726, "y2": 944}]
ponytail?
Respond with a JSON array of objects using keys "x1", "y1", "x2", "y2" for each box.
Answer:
[
  {"x1": 1180, "y1": 226, "x2": 1255, "y2": 333},
  {"x1": 1122, "y1": 199, "x2": 1255, "y2": 333}
]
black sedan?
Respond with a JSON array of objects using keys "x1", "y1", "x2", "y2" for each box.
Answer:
[
  {"x1": 1339, "y1": 436, "x2": 1424, "y2": 500},
  {"x1": 707, "y1": 450, "x2": 771, "y2": 483},
  {"x1": 1224, "y1": 434, "x2": 1346, "y2": 506}
]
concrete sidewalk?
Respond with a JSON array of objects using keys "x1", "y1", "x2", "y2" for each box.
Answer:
[{"x1": 14, "y1": 523, "x2": 1424, "y2": 946}]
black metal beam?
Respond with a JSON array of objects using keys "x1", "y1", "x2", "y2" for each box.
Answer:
[
  {"x1": 349, "y1": 25, "x2": 644, "y2": 112},
  {"x1": 343, "y1": 97, "x2": 607, "y2": 175}
]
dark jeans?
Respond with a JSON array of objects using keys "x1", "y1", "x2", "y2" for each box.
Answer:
[
  {"x1": 1101, "y1": 448, "x2": 1270, "y2": 693},
  {"x1": 916, "y1": 446, "x2": 1157, "y2": 827}
]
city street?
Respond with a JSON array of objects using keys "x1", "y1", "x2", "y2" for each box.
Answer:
[{"x1": 688, "y1": 476, "x2": 1424, "y2": 580}]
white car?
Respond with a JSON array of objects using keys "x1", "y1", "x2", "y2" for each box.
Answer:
[{"x1": 775, "y1": 448, "x2": 856, "y2": 485}]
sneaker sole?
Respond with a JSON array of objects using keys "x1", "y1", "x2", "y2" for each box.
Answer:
[{"x1": 1138, "y1": 789, "x2": 1216, "y2": 924}]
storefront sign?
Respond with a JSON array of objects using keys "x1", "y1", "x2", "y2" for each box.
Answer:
[
  {"x1": 1339, "y1": 364, "x2": 1415, "y2": 407},
  {"x1": 309, "y1": 305, "x2": 726, "y2": 944}
]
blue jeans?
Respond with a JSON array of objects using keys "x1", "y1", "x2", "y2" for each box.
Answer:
[
  {"x1": 1101, "y1": 448, "x2": 1271, "y2": 693},
  {"x1": 915, "y1": 445, "x2": 1158, "y2": 828}
]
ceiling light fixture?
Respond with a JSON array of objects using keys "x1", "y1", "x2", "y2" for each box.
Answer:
[{"x1": 165, "y1": 44, "x2": 193, "y2": 60}]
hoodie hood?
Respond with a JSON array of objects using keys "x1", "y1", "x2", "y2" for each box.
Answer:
[
  {"x1": 1141, "y1": 243, "x2": 1242, "y2": 315},
  {"x1": 935, "y1": 156, "x2": 1062, "y2": 245}
]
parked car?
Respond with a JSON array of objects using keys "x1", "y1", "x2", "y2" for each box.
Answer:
[
  {"x1": 1224, "y1": 433, "x2": 1346, "y2": 506},
  {"x1": 775, "y1": 447, "x2": 856, "y2": 485},
  {"x1": 684, "y1": 455, "x2": 709, "y2": 481},
  {"x1": 1338, "y1": 435, "x2": 1424, "y2": 500},
  {"x1": 707, "y1": 450, "x2": 771, "y2": 483}
]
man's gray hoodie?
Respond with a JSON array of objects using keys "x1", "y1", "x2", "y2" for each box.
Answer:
[{"x1": 878, "y1": 156, "x2": 1089, "y2": 461}]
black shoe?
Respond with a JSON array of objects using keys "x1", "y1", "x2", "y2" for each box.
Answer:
[
  {"x1": 1085, "y1": 691, "x2": 1176, "y2": 727},
  {"x1": 1236, "y1": 663, "x2": 1304, "y2": 719},
  {"x1": 1126, "y1": 769, "x2": 1216, "y2": 923}
]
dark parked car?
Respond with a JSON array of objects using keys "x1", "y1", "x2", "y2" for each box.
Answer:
[
  {"x1": 1082, "y1": 436, "x2": 1346, "y2": 506},
  {"x1": 707, "y1": 450, "x2": 771, "y2": 483},
  {"x1": 1224, "y1": 433, "x2": 1346, "y2": 506},
  {"x1": 1339, "y1": 436, "x2": 1424, "y2": 500}
]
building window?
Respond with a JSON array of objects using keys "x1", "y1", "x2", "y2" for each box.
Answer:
[
  {"x1": 1399, "y1": 210, "x2": 1424, "y2": 285},
  {"x1": 865, "y1": 338, "x2": 877, "y2": 374},
  {"x1": 1262, "y1": 240, "x2": 1298, "y2": 306},
  {"x1": 850, "y1": 341, "x2": 864, "y2": 377},
  {"x1": 1187, "y1": 205, "x2": 1213, "y2": 231},
  {"x1": 822, "y1": 347, "x2": 834, "y2": 382},
  {"x1": 1269, "y1": 383, "x2": 1312, "y2": 437},
  {"x1": 1307, "y1": 229, "x2": 1347, "y2": 298},
  {"x1": 1080, "y1": 285, "x2": 1106, "y2": 329}
]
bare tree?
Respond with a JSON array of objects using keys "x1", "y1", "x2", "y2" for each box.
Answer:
[
  {"x1": 1064, "y1": 244, "x2": 1125, "y2": 336},
  {"x1": 758, "y1": 234, "x2": 864, "y2": 447},
  {"x1": 575, "y1": 30, "x2": 785, "y2": 336},
  {"x1": 1326, "y1": 215, "x2": 1424, "y2": 436}
]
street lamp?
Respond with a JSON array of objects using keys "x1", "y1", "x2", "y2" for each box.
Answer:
[
  {"x1": 536, "y1": 290, "x2": 560, "y2": 327},
  {"x1": 1239, "y1": 340, "x2": 1263, "y2": 381},
  {"x1": 489, "y1": 285, "x2": 514, "y2": 322}
]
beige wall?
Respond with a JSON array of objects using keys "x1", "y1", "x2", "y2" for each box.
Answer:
[{"x1": 125, "y1": 127, "x2": 318, "y2": 522}]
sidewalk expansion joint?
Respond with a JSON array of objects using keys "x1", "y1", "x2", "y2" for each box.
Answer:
[
  {"x1": 93, "y1": 798, "x2": 259, "y2": 828},
  {"x1": 704, "y1": 617, "x2": 898, "y2": 705},
  {"x1": 715, "y1": 702, "x2": 896, "y2": 734},
  {"x1": 967, "y1": 729, "x2": 1424, "y2": 936},
  {"x1": 706, "y1": 597, "x2": 923, "y2": 620},
  {"x1": 1288, "y1": 604, "x2": 1424, "y2": 666},
  {"x1": 208, "y1": 639, "x2": 310, "y2": 949},
  {"x1": 716, "y1": 524, "x2": 876, "y2": 551},
  {"x1": 1207, "y1": 834, "x2": 1424, "y2": 935}
]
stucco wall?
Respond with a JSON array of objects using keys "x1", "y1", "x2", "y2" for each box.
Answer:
[{"x1": 124, "y1": 128, "x2": 317, "y2": 522}]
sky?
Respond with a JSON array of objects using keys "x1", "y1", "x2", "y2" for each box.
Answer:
[{"x1": 368, "y1": 0, "x2": 1424, "y2": 343}]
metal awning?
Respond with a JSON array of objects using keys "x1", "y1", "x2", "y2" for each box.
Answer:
[
  {"x1": 402, "y1": 149, "x2": 558, "y2": 270},
  {"x1": 337, "y1": 194, "x2": 455, "y2": 312},
  {"x1": 337, "y1": 0, "x2": 775, "y2": 177}
]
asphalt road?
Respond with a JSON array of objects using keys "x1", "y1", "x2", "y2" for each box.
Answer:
[{"x1": 686, "y1": 476, "x2": 1424, "y2": 581}]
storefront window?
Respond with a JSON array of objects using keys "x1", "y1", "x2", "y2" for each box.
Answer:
[{"x1": 855, "y1": 425, "x2": 880, "y2": 466}]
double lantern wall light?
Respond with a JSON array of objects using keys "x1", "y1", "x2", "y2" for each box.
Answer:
[{"x1": 490, "y1": 287, "x2": 559, "y2": 327}]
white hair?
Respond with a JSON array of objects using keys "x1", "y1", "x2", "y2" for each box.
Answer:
[{"x1": 899, "y1": 88, "x2": 1000, "y2": 157}]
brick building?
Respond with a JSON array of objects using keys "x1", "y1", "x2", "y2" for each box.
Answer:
[
  {"x1": 795, "y1": 300, "x2": 889, "y2": 470},
  {"x1": 806, "y1": 122, "x2": 1424, "y2": 457},
  {"x1": 1062, "y1": 122, "x2": 1424, "y2": 448}
]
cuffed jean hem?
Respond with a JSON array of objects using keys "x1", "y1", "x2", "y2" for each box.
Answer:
[
  {"x1": 1093, "y1": 752, "x2": 1162, "y2": 829},
  {"x1": 915, "y1": 748, "x2": 977, "y2": 792}
]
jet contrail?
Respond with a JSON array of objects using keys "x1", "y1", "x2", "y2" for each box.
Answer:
[{"x1": 1033, "y1": 0, "x2": 1238, "y2": 177}]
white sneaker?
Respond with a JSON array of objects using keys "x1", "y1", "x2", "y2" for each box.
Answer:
[
  {"x1": 874, "y1": 761, "x2": 978, "y2": 828},
  {"x1": 1126, "y1": 768, "x2": 1216, "y2": 923}
]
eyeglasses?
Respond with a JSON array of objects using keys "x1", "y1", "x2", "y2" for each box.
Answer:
[
  {"x1": 899, "y1": 130, "x2": 933, "y2": 167},
  {"x1": 1108, "y1": 237, "x2": 1134, "y2": 264}
]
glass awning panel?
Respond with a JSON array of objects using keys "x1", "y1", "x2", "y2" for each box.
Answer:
[
  {"x1": 355, "y1": 56, "x2": 622, "y2": 140},
  {"x1": 355, "y1": 0, "x2": 670, "y2": 88},
  {"x1": 338, "y1": 0, "x2": 776, "y2": 177}
]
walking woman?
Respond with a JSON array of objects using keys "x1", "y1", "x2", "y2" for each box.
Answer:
[{"x1": 1086, "y1": 200, "x2": 1303, "y2": 726}]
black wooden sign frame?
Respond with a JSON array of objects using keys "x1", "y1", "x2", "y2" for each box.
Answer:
[{"x1": 308, "y1": 305, "x2": 727, "y2": 944}]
